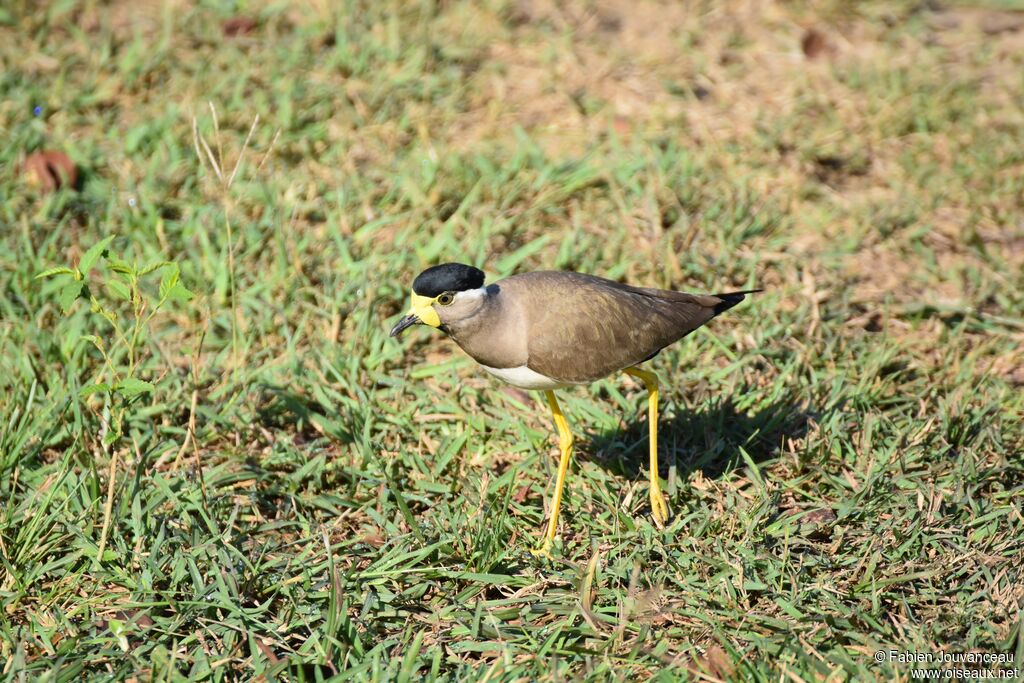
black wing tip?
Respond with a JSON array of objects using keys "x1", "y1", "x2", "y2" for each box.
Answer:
[{"x1": 712, "y1": 288, "x2": 762, "y2": 315}]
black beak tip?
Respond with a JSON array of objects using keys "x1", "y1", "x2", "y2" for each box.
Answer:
[{"x1": 389, "y1": 314, "x2": 418, "y2": 338}]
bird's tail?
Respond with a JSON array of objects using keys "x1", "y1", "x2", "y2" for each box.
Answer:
[{"x1": 712, "y1": 289, "x2": 763, "y2": 315}]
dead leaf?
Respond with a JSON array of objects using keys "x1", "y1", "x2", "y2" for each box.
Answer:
[
  {"x1": 255, "y1": 636, "x2": 280, "y2": 664},
  {"x1": 23, "y1": 151, "x2": 77, "y2": 192},
  {"x1": 774, "y1": 506, "x2": 838, "y2": 539},
  {"x1": 96, "y1": 609, "x2": 154, "y2": 631},
  {"x1": 802, "y1": 508, "x2": 838, "y2": 525},
  {"x1": 801, "y1": 28, "x2": 829, "y2": 60},
  {"x1": 687, "y1": 645, "x2": 735, "y2": 679},
  {"x1": 358, "y1": 531, "x2": 386, "y2": 548},
  {"x1": 223, "y1": 16, "x2": 258, "y2": 37},
  {"x1": 512, "y1": 484, "x2": 533, "y2": 504}
]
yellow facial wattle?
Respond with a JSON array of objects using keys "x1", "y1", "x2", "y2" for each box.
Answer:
[{"x1": 409, "y1": 293, "x2": 441, "y2": 328}]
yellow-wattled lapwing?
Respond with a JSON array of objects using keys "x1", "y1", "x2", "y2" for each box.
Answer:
[{"x1": 390, "y1": 263, "x2": 759, "y2": 556}]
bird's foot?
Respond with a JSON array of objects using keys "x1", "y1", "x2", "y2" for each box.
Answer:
[
  {"x1": 650, "y1": 487, "x2": 670, "y2": 528},
  {"x1": 529, "y1": 539, "x2": 555, "y2": 559}
]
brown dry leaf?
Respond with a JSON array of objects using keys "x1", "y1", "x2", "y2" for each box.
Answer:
[
  {"x1": 687, "y1": 645, "x2": 735, "y2": 679},
  {"x1": 96, "y1": 609, "x2": 155, "y2": 651},
  {"x1": 777, "y1": 506, "x2": 838, "y2": 539},
  {"x1": 223, "y1": 16, "x2": 258, "y2": 37},
  {"x1": 23, "y1": 151, "x2": 77, "y2": 192},
  {"x1": 358, "y1": 531, "x2": 386, "y2": 548},
  {"x1": 801, "y1": 27, "x2": 830, "y2": 60},
  {"x1": 512, "y1": 484, "x2": 533, "y2": 504},
  {"x1": 255, "y1": 636, "x2": 280, "y2": 664},
  {"x1": 802, "y1": 508, "x2": 838, "y2": 525},
  {"x1": 96, "y1": 609, "x2": 155, "y2": 631}
]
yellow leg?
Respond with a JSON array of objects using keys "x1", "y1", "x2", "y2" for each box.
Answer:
[
  {"x1": 531, "y1": 390, "x2": 574, "y2": 558},
  {"x1": 624, "y1": 367, "x2": 669, "y2": 527}
]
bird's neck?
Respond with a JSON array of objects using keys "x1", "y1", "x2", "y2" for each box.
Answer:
[
  {"x1": 448, "y1": 286, "x2": 528, "y2": 369},
  {"x1": 445, "y1": 286, "x2": 499, "y2": 340}
]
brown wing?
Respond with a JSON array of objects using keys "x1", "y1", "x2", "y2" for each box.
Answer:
[{"x1": 498, "y1": 272, "x2": 744, "y2": 383}]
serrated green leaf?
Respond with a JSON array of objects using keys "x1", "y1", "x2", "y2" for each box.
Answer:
[
  {"x1": 165, "y1": 282, "x2": 193, "y2": 302},
  {"x1": 58, "y1": 281, "x2": 83, "y2": 314},
  {"x1": 115, "y1": 377, "x2": 155, "y2": 398},
  {"x1": 79, "y1": 235, "x2": 116, "y2": 276},
  {"x1": 107, "y1": 279, "x2": 131, "y2": 301},
  {"x1": 79, "y1": 383, "x2": 110, "y2": 397},
  {"x1": 159, "y1": 265, "x2": 181, "y2": 300},
  {"x1": 140, "y1": 260, "x2": 173, "y2": 276},
  {"x1": 107, "y1": 257, "x2": 133, "y2": 275},
  {"x1": 35, "y1": 266, "x2": 76, "y2": 279}
]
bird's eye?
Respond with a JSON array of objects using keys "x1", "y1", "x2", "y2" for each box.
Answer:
[{"x1": 436, "y1": 292, "x2": 454, "y2": 306}]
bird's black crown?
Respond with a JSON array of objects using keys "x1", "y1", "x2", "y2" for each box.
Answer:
[{"x1": 412, "y1": 263, "x2": 485, "y2": 297}]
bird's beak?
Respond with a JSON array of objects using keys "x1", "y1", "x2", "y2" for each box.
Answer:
[
  {"x1": 389, "y1": 313, "x2": 419, "y2": 338},
  {"x1": 390, "y1": 293, "x2": 442, "y2": 338}
]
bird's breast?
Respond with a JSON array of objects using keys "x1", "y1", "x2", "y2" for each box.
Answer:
[{"x1": 478, "y1": 364, "x2": 575, "y2": 390}]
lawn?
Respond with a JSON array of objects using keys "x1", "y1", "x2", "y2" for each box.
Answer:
[{"x1": 1, "y1": 0, "x2": 1022, "y2": 680}]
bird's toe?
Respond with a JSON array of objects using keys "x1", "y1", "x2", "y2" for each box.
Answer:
[
  {"x1": 650, "y1": 489, "x2": 670, "y2": 528},
  {"x1": 529, "y1": 539, "x2": 556, "y2": 560}
]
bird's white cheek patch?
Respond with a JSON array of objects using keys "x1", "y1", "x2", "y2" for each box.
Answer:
[
  {"x1": 452, "y1": 287, "x2": 488, "y2": 303},
  {"x1": 479, "y1": 365, "x2": 569, "y2": 390}
]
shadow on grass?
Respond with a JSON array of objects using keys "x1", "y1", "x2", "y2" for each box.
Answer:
[
  {"x1": 254, "y1": 384, "x2": 356, "y2": 445},
  {"x1": 579, "y1": 392, "x2": 812, "y2": 482}
]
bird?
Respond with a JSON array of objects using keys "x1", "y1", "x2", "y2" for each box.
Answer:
[{"x1": 389, "y1": 263, "x2": 759, "y2": 557}]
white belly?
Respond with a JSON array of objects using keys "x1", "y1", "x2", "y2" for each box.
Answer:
[{"x1": 479, "y1": 364, "x2": 573, "y2": 390}]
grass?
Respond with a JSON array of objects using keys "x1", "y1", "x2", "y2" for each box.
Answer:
[{"x1": 1, "y1": 0, "x2": 1023, "y2": 680}]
